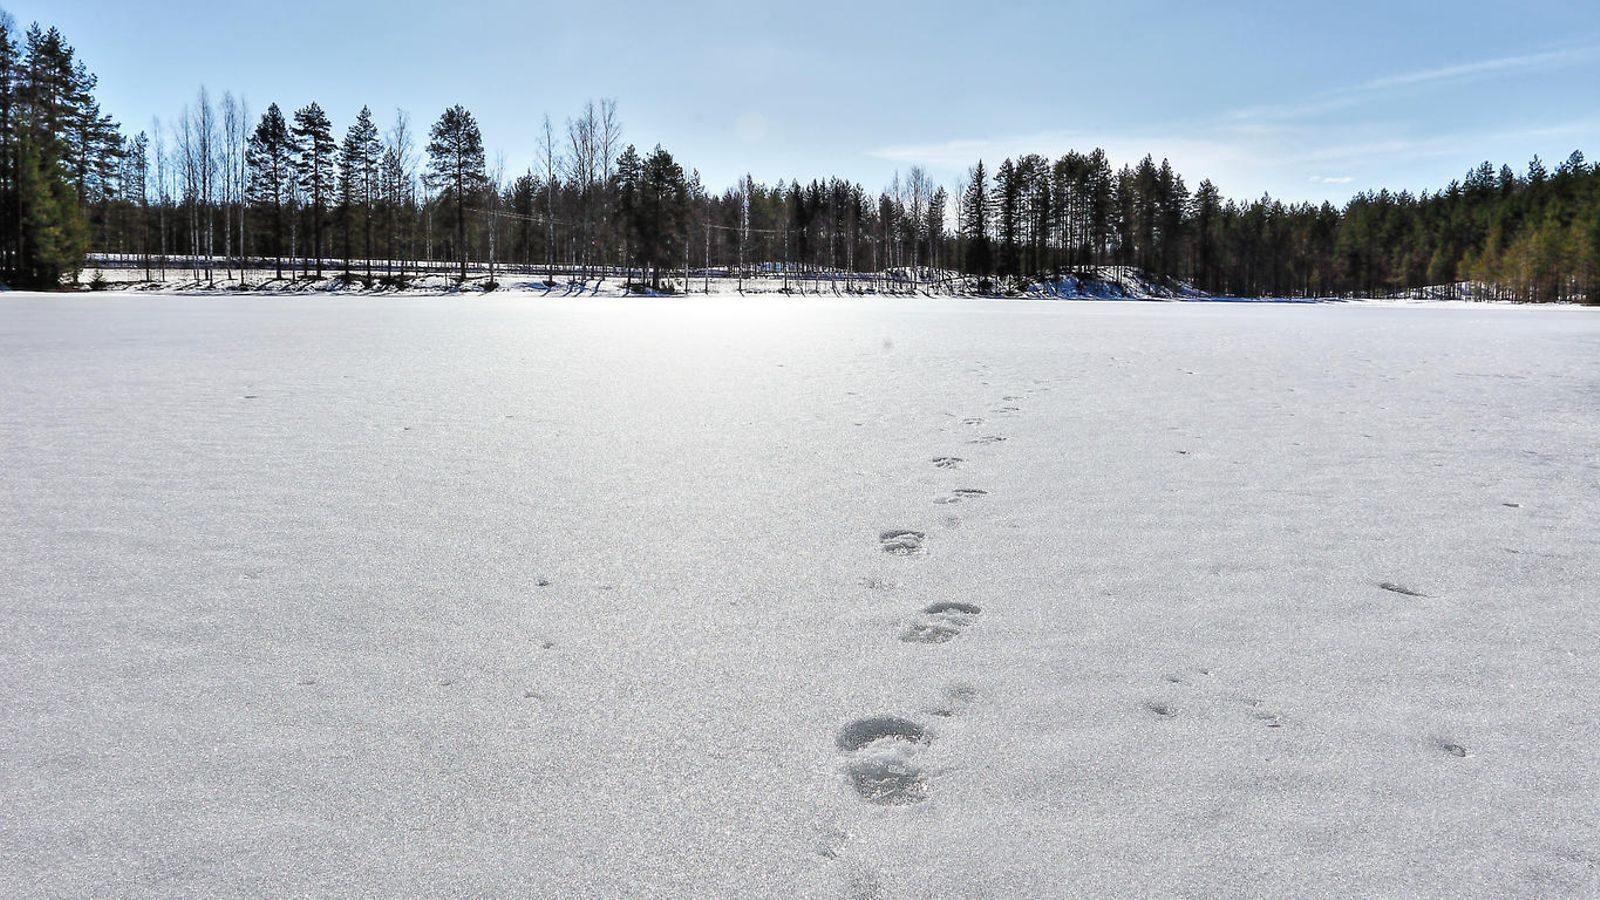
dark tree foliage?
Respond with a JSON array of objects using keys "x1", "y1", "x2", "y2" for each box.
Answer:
[
  {"x1": 0, "y1": 18, "x2": 111, "y2": 287},
  {"x1": 615, "y1": 143, "x2": 690, "y2": 290},
  {"x1": 337, "y1": 105, "x2": 381, "y2": 280},
  {"x1": 246, "y1": 103, "x2": 294, "y2": 278},
  {"x1": 962, "y1": 161, "x2": 991, "y2": 279},
  {"x1": 424, "y1": 104, "x2": 487, "y2": 280},
  {"x1": 291, "y1": 102, "x2": 334, "y2": 275}
]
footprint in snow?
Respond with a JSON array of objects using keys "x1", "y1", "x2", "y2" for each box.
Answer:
[
  {"x1": 1143, "y1": 699, "x2": 1181, "y2": 719},
  {"x1": 931, "y1": 456, "x2": 963, "y2": 469},
  {"x1": 1378, "y1": 581, "x2": 1428, "y2": 597},
  {"x1": 901, "y1": 602, "x2": 982, "y2": 644},
  {"x1": 960, "y1": 417, "x2": 985, "y2": 426},
  {"x1": 1161, "y1": 668, "x2": 1212, "y2": 686},
  {"x1": 837, "y1": 716, "x2": 931, "y2": 805},
  {"x1": 934, "y1": 488, "x2": 989, "y2": 505},
  {"x1": 969, "y1": 435, "x2": 1007, "y2": 445},
  {"x1": 1157, "y1": 669, "x2": 1286, "y2": 729},
  {"x1": 879, "y1": 530, "x2": 926, "y2": 556},
  {"x1": 926, "y1": 682, "x2": 980, "y2": 718}
]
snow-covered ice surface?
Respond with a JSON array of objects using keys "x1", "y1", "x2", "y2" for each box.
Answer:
[{"x1": 2, "y1": 292, "x2": 1598, "y2": 897}]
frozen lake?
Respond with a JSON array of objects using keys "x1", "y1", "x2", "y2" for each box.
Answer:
[{"x1": 3, "y1": 294, "x2": 1598, "y2": 897}]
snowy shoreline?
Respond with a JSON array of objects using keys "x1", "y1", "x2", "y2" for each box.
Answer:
[{"x1": 13, "y1": 279, "x2": 1594, "y2": 310}]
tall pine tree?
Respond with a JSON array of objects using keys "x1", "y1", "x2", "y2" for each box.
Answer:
[
  {"x1": 247, "y1": 103, "x2": 295, "y2": 279},
  {"x1": 424, "y1": 104, "x2": 487, "y2": 280},
  {"x1": 291, "y1": 102, "x2": 334, "y2": 276}
]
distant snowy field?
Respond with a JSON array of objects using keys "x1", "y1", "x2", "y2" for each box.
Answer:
[{"x1": 2, "y1": 293, "x2": 1597, "y2": 897}]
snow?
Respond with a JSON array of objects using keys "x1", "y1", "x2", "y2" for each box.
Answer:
[{"x1": 2, "y1": 292, "x2": 1598, "y2": 897}]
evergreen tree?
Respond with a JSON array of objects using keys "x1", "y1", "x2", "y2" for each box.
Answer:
[
  {"x1": 15, "y1": 131, "x2": 87, "y2": 285},
  {"x1": 424, "y1": 104, "x2": 488, "y2": 280},
  {"x1": 337, "y1": 105, "x2": 381, "y2": 279},
  {"x1": 0, "y1": 17, "x2": 19, "y2": 278},
  {"x1": 992, "y1": 158, "x2": 1021, "y2": 278},
  {"x1": 247, "y1": 103, "x2": 294, "y2": 279},
  {"x1": 1, "y1": 20, "x2": 100, "y2": 287},
  {"x1": 291, "y1": 101, "x2": 334, "y2": 275},
  {"x1": 961, "y1": 160, "x2": 991, "y2": 277},
  {"x1": 616, "y1": 144, "x2": 689, "y2": 290},
  {"x1": 926, "y1": 186, "x2": 947, "y2": 271},
  {"x1": 1192, "y1": 179, "x2": 1222, "y2": 292}
]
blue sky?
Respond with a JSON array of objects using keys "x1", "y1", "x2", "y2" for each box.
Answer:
[{"x1": 13, "y1": 0, "x2": 1600, "y2": 202}]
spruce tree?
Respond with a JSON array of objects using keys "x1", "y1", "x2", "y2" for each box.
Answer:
[
  {"x1": 337, "y1": 106, "x2": 381, "y2": 279},
  {"x1": 961, "y1": 160, "x2": 991, "y2": 277},
  {"x1": 16, "y1": 131, "x2": 87, "y2": 285},
  {"x1": 992, "y1": 158, "x2": 1021, "y2": 279}
]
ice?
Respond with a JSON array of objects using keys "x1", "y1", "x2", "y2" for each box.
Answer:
[{"x1": 2, "y1": 292, "x2": 1598, "y2": 896}]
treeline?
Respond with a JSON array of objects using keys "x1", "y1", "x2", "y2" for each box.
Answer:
[
  {"x1": 3, "y1": 12, "x2": 1598, "y2": 301},
  {"x1": 0, "y1": 17, "x2": 120, "y2": 287}
]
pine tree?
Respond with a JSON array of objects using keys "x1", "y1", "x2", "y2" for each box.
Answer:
[
  {"x1": 291, "y1": 102, "x2": 334, "y2": 275},
  {"x1": 247, "y1": 103, "x2": 294, "y2": 279},
  {"x1": 424, "y1": 104, "x2": 488, "y2": 280}
]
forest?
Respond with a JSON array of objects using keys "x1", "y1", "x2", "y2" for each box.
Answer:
[{"x1": 3, "y1": 14, "x2": 1598, "y2": 301}]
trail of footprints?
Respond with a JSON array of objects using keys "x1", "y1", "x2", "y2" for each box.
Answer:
[
  {"x1": 838, "y1": 385, "x2": 1020, "y2": 807},
  {"x1": 836, "y1": 382, "x2": 1464, "y2": 818}
]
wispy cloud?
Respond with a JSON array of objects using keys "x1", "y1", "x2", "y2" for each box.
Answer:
[
  {"x1": 1358, "y1": 46, "x2": 1597, "y2": 90},
  {"x1": 1231, "y1": 43, "x2": 1600, "y2": 122},
  {"x1": 866, "y1": 37, "x2": 1600, "y2": 202}
]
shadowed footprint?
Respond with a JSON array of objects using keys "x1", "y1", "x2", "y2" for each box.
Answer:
[
  {"x1": 969, "y1": 435, "x2": 1007, "y2": 445},
  {"x1": 837, "y1": 716, "x2": 931, "y2": 805},
  {"x1": 934, "y1": 488, "x2": 989, "y2": 505},
  {"x1": 931, "y1": 456, "x2": 964, "y2": 469},
  {"x1": 1143, "y1": 700, "x2": 1180, "y2": 719},
  {"x1": 1379, "y1": 581, "x2": 1428, "y2": 597},
  {"x1": 901, "y1": 602, "x2": 981, "y2": 643},
  {"x1": 879, "y1": 530, "x2": 926, "y2": 556}
]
